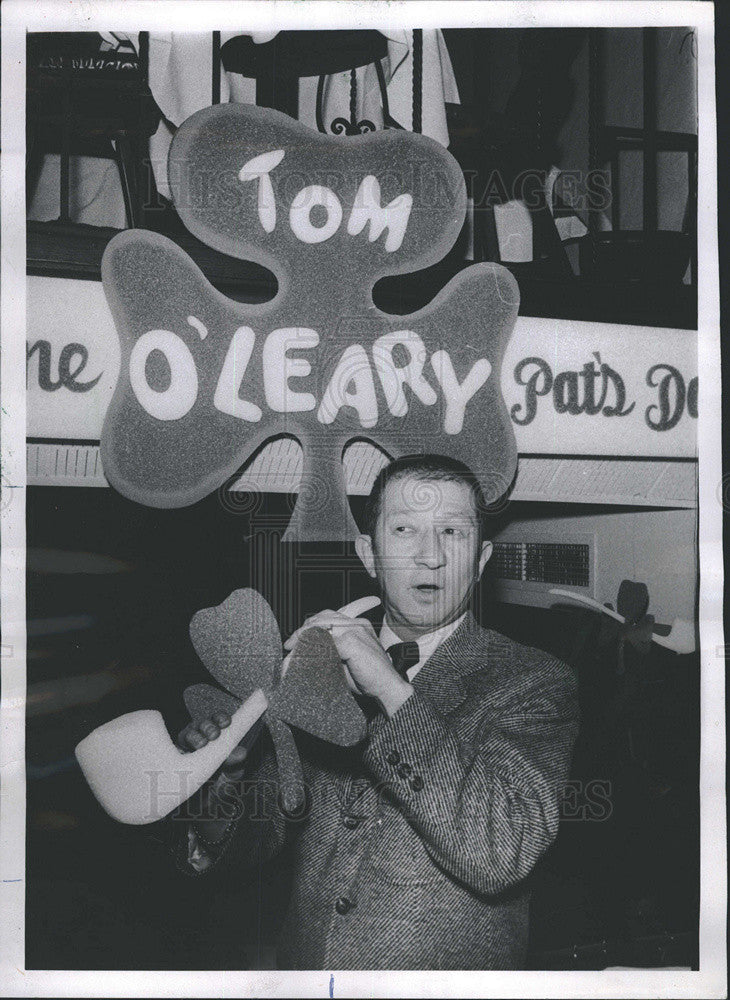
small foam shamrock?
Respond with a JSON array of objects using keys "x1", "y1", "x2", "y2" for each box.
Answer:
[{"x1": 184, "y1": 588, "x2": 366, "y2": 813}]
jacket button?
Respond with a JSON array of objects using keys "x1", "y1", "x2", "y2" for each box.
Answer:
[
  {"x1": 410, "y1": 774, "x2": 424, "y2": 791},
  {"x1": 396, "y1": 762, "x2": 412, "y2": 779},
  {"x1": 335, "y1": 896, "x2": 354, "y2": 914},
  {"x1": 343, "y1": 815, "x2": 361, "y2": 829},
  {"x1": 385, "y1": 749, "x2": 400, "y2": 765}
]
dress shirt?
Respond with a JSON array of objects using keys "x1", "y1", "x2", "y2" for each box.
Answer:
[{"x1": 379, "y1": 613, "x2": 466, "y2": 681}]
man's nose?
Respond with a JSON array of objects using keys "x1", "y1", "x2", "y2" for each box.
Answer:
[{"x1": 413, "y1": 530, "x2": 446, "y2": 567}]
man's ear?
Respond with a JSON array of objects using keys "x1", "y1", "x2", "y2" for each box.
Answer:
[
  {"x1": 477, "y1": 539, "x2": 493, "y2": 579},
  {"x1": 355, "y1": 534, "x2": 377, "y2": 579}
]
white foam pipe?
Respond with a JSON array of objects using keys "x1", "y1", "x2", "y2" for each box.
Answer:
[
  {"x1": 75, "y1": 688, "x2": 268, "y2": 825},
  {"x1": 75, "y1": 595, "x2": 381, "y2": 826},
  {"x1": 549, "y1": 589, "x2": 696, "y2": 655},
  {"x1": 338, "y1": 596, "x2": 381, "y2": 618}
]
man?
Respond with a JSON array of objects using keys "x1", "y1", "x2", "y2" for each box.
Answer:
[{"x1": 175, "y1": 454, "x2": 579, "y2": 970}]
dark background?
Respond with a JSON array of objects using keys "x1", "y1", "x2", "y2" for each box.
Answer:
[{"x1": 27, "y1": 25, "x2": 698, "y2": 329}]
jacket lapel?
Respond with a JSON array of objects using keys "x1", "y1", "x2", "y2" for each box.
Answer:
[
  {"x1": 410, "y1": 611, "x2": 485, "y2": 713},
  {"x1": 367, "y1": 611, "x2": 486, "y2": 736}
]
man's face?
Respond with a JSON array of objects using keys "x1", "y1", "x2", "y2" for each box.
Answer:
[{"x1": 355, "y1": 475, "x2": 492, "y2": 640}]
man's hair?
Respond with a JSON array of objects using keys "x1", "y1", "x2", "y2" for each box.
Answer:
[{"x1": 361, "y1": 454, "x2": 489, "y2": 541}]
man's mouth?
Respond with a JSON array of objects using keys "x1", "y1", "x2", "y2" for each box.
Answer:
[{"x1": 413, "y1": 583, "x2": 442, "y2": 592}]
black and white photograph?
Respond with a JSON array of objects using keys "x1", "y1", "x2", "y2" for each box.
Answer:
[{"x1": 0, "y1": 1, "x2": 725, "y2": 997}]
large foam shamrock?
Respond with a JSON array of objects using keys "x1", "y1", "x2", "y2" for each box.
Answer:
[
  {"x1": 100, "y1": 103, "x2": 519, "y2": 541},
  {"x1": 184, "y1": 588, "x2": 366, "y2": 813}
]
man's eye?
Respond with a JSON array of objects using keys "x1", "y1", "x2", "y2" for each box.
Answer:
[
  {"x1": 394, "y1": 525, "x2": 413, "y2": 534},
  {"x1": 442, "y1": 527, "x2": 464, "y2": 536}
]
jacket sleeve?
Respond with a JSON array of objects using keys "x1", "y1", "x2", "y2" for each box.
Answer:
[
  {"x1": 167, "y1": 731, "x2": 288, "y2": 878},
  {"x1": 362, "y1": 655, "x2": 579, "y2": 897}
]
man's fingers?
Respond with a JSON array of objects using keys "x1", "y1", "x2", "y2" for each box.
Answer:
[
  {"x1": 178, "y1": 715, "x2": 232, "y2": 751},
  {"x1": 180, "y1": 727, "x2": 207, "y2": 751},
  {"x1": 283, "y1": 610, "x2": 336, "y2": 650},
  {"x1": 283, "y1": 612, "x2": 374, "y2": 651},
  {"x1": 338, "y1": 595, "x2": 381, "y2": 617},
  {"x1": 342, "y1": 662, "x2": 359, "y2": 694},
  {"x1": 176, "y1": 723, "x2": 197, "y2": 750},
  {"x1": 178, "y1": 713, "x2": 250, "y2": 782},
  {"x1": 224, "y1": 745, "x2": 248, "y2": 766}
]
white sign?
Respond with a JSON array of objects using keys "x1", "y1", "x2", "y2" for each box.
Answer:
[
  {"x1": 26, "y1": 276, "x2": 697, "y2": 458},
  {"x1": 26, "y1": 276, "x2": 120, "y2": 440}
]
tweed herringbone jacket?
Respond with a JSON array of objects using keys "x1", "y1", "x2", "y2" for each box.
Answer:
[{"x1": 175, "y1": 612, "x2": 579, "y2": 970}]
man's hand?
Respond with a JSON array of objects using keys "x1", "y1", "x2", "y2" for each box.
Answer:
[
  {"x1": 176, "y1": 711, "x2": 249, "y2": 844},
  {"x1": 177, "y1": 711, "x2": 248, "y2": 779},
  {"x1": 284, "y1": 611, "x2": 413, "y2": 718}
]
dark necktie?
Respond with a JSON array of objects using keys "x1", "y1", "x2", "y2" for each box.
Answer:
[{"x1": 386, "y1": 641, "x2": 421, "y2": 679}]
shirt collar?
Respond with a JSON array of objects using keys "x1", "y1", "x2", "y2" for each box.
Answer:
[{"x1": 379, "y1": 613, "x2": 466, "y2": 680}]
